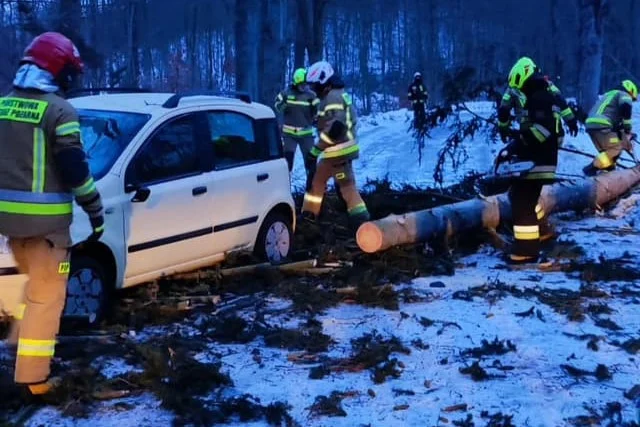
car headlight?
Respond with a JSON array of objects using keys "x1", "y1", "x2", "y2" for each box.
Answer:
[{"x1": 0, "y1": 234, "x2": 11, "y2": 254}]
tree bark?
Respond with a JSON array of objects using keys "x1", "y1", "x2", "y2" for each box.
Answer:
[
  {"x1": 126, "y1": 0, "x2": 140, "y2": 87},
  {"x1": 578, "y1": 0, "x2": 608, "y2": 108},
  {"x1": 258, "y1": 0, "x2": 286, "y2": 105},
  {"x1": 356, "y1": 167, "x2": 640, "y2": 253},
  {"x1": 235, "y1": 0, "x2": 261, "y2": 99}
]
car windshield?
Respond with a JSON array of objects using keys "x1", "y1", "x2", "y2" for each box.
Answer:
[{"x1": 78, "y1": 109, "x2": 150, "y2": 180}]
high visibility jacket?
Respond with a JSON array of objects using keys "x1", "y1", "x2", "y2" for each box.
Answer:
[
  {"x1": 499, "y1": 82, "x2": 574, "y2": 137},
  {"x1": 498, "y1": 87, "x2": 527, "y2": 127},
  {"x1": 311, "y1": 87, "x2": 359, "y2": 162},
  {"x1": 408, "y1": 81, "x2": 428, "y2": 105},
  {"x1": 499, "y1": 74, "x2": 576, "y2": 181},
  {"x1": 0, "y1": 89, "x2": 103, "y2": 246},
  {"x1": 274, "y1": 86, "x2": 319, "y2": 137},
  {"x1": 585, "y1": 89, "x2": 633, "y2": 133}
]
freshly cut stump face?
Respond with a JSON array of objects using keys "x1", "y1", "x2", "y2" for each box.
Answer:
[{"x1": 357, "y1": 222, "x2": 383, "y2": 253}]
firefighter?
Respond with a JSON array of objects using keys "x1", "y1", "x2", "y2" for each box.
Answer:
[
  {"x1": 275, "y1": 68, "x2": 320, "y2": 190},
  {"x1": 497, "y1": 74, "x2": 577, "y2": 242},
  {"x1": 0, "y1": 32, "x2": 104, "y2": 397},
  {"x1": 301, "y1": 60, "x2": 370, "y2": 232},
  {"x1": 583, "y1": 80, "x2": 638, "y2": 176},
  {"x1": 497, "y1": 56, "x2": 578, "y2": 264},
  {"x1": 408, "y1": 72, "x2": 428, "y2": 129}
]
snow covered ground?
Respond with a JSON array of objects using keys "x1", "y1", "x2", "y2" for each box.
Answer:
[{"x1": 15, "y1": 104, "x2": 640, "y2": 426}]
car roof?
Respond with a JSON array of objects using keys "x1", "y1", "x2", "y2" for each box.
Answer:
[{"x1": 69, "y1": 92, "x2": 275, "y2": 119}]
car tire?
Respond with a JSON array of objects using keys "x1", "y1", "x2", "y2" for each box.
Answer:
[
  {"x1": 62, "y1": 254, "x2": 112, "y2": 326},
  {"x1": 254, "y1": 211, "x2": 293, "y2": 264}
]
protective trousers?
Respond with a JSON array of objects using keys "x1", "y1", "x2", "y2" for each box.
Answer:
[
  {"x1": 508, "y1": 180, "x2": 544, "y2": 261},
  {"x1": 413, "y1": 104, "x2": 426, "y2": 129},
  {"x1": 283, "y1": 135, "x2": 315, "y2": 190},
  {"x1": 588, "y1": 129, "x2": 630, "y2": 170},
  {"x1": 301, "y1": 158, "x2": 370, "y2": 228},
  {"x1": 7, "y1": 237, "x2": 69, "y2": 384}
]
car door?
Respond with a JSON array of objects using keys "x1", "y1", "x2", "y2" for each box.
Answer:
[
  {"x1": 203, "y1": 110, "x2": 274, "y2": 254},
  {"x1": 122, "y1": 112, "x2": 214, "y2": 279}
]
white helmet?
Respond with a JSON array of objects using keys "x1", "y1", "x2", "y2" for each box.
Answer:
[
  {"x1": 307, "y1": 61, "x2": 334, "y2": 85},
  {"x1": 414, "y1": 72, "x2": 422, "y2": 79}
]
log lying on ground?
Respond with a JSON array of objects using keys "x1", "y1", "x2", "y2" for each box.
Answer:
[{"x1": 356, "y1": 166, "x2": 640, "y2": 253}]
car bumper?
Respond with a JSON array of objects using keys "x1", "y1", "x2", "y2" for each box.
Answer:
[{"x1": 0, "y1": 268, "x2": 25, "y2": 317}]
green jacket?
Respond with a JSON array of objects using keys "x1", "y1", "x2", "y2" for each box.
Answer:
[
  {"x1": 0, "y1": 89, "x2": 103, "y2": 246},
  {"x1": 585, "y1": 89, "x2": 633, "y2": 132},
  {"x1": 274, "y1": 86, "x2": 319, "y2": 137}
]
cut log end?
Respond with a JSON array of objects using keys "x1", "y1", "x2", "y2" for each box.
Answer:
[{"x1": 356, "y1": 221, "x2": 383, "y2": 253}]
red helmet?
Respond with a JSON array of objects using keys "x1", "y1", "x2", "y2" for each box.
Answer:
[{"x1": 21, "y1": 32, "x2": 84, "y2": 78}]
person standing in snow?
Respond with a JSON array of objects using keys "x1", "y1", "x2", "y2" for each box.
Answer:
[
  {"x1": 0, "y1": 32, "x2": 104, "y2": 399},
  {"x1": 497, "y1": 74, "x2": 577, "y2": 242},
  {"x1": 582, "y1": 80, "x2": 638, "y2": 176},
  {"x1": 497, "y1": 56, "x2": 578, "y2": 264},
  {"x1": 301, "y1": 60, "x2": 370, "y2": 233},
  {"x1": 408, "y1": 72, "x2": 428, "y2": 130},
  {"x1": 274, "y1": 68, "x2": 320, "y2": 190}
]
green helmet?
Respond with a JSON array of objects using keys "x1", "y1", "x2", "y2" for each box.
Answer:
[
  {"x1": 508, "y1": 57, "x2": 537, "y2": 90},
  {"x1": 622, "y1": 79, "x2": 638, "y2": 101},
  {"x1": 293, "y1": 68, "x2": 307, "y2": 85}
]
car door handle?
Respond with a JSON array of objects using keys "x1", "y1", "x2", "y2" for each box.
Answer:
[
  {"x1": 192, "y1": 186, "x2": 207, "y2": 196},
  {"x1": 257, "y1": 173, "x2": 269, "y2": 182}
]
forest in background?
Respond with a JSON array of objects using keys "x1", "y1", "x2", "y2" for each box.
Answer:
[{"x1": 0, "y1": 0, "x2": 638, "y2": 113}]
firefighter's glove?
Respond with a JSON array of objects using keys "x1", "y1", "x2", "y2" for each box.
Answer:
[
  {"x1": 567, "y1": 119, "x2": 579, "y2": 137},
  {"x1": 88, "y1": 215, "x2": 105, "y2": 242},
  {"x1": 327, "y1": 120, "x2": 347, "y2": 141},
  {"x1": 498, "y1": 140, "x2": 520, "y2": 162}
]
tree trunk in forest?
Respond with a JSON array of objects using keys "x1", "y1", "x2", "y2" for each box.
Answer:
[
  {"x1": 235, "y1": 0, "x2": 260, "y2": 99},
  {"x1": 298, "y1": 0, "x2": 326, "y2": 63},
  {"x1": 259, "y1": 0, "x2": 286, "y2": 105},
  {"x1": 126, "y1": 0, "x2": 140, "y2": 87},
  {"x1": 577, "y1": 0, "x2": 608, "y2": 109},
  {"x1": 550, "y1": 0, "x2": 563, "y2": 81},
  {"x1": 356, "y1": 167, "x2": 640, "y2": 253}
]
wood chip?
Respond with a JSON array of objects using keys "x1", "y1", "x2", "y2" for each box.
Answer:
[{"x1": 443, "y1": 403, "x2": 467, "y2": 412}]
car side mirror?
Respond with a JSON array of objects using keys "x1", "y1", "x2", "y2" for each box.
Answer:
[{"x1": 131, "y1": 187, "x2": 151, "y2": 203}]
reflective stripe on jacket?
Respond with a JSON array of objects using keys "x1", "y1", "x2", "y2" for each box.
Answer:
[
  {"x1": 313, "y1": 88, "x2": 359, "y2": 161},
  {"x1": 0, "y1": 89, "x2": 103, "y2": 244},
  {"x1": 408, "y1": 83, "x2": 428, "y2": 104},
  {"x1": 585, "y1": 89, "x2": 633, "y2": 132},
  {"x1": 274, "y1": 87, "x2": 318, "y2": 136}
]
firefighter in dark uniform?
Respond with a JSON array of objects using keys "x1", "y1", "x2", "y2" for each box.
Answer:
[
  {"x1": 0, "y1": 32, "x2": 104, "y2": 397},
  {"x1": 497, "y1": 57, "x2": 578, "y2": 264},
  {"x1": 301, "y1": 60, "x2": 370, "y2": 232},
  {"x1": 497, "y1": 74, "x2": 576, "y2": 242},
  {"x1": 583, "y1": 80, "x2": 638, "y2": 175},
  {"x1": 408, "y1": 72, "x2": 428, "y2": 129},
  {"x1": 274, "y1": 68, "x2": 319, "y2": 189}
]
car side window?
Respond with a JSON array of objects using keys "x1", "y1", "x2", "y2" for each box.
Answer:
[
  {"x1": 127, "y1": 114, "x2": 201, "y2": 185},
  {"x1": 206, "y1": 111, "x2": 261, "y2": 169},
  {"x1": 254, "y1": 117, "x2": 282, "y2": 159}
]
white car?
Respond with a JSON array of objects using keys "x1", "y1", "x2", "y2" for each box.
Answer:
[{"x1": 0, "y1": 90, "x2": 296, "y2": 323}]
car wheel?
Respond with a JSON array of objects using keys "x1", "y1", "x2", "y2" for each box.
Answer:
[
  {"x1": 63, "y1": 255, "x2": 111, "y2": 325},
  {"x1": 254, "y1": 211, "x2": 293, "y2": 264}
]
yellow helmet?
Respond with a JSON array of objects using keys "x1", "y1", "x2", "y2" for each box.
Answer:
[
  {"x1": 622, "y1": 79, "x2": 638, "y2": 101},
  {"x1": 293, "y1": 68, "x2": 307, "y2": 85},
  {"x1": 508, "y1": 57, "x2": 537, "y2": 90}
]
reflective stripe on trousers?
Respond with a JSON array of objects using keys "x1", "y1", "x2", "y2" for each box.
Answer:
[
  {"x1": 9, "y1": 237, "x2": 70, "y2": 384},
  {"x1": 301, "y1": 159, "x2": 367, "y2": 219}
]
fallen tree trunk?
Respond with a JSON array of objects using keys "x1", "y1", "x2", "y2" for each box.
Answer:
[{"x1": 357, "y1": 166, "x2": 640, "y2": 253}]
